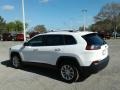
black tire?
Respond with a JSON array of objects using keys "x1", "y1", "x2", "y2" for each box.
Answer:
[
  {"x1": 11, "y1": 54, "x2": 22, "y2": 68},
  {"x1": 59, "y1": 62, "x2": 79, "y2": 83}
]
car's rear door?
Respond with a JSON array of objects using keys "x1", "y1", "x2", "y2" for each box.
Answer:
[{"x1": 36, "y1": 35, "x2": 64, "y2": 65}]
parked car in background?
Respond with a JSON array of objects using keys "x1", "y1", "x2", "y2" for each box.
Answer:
[
  {"x1": 105, "y1": 32, "x2": 111, "y2": 39},
  {"x1": 98, "y1": 31, "x2": 111, "y2": 39},
  {"x1": 16, "y1": 33, "x2": 24, "y2": 41},
  {"x1": 11, "y1": 33, "x2": 17, "y2": 41},
  {"x1": 112, "y1": 32, "x2": 120, "y2": 38},
  {"x1": 116, "y1": 33, "x2": 120, "y2": 38},
  {"x1": 2, "y1": 33, "x2": 12, "y2": 41},
  {"x1": 98, "y1": 31, "x2": 104, "y2": 39}
]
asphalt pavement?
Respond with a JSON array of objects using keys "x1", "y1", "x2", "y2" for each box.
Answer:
[{"x1": 0, "y1": 40, "x2": 120, "y2": 90}]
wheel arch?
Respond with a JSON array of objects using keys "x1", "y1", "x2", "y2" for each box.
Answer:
[
  {"x1": 10, "y1": 51, "x2": 22, "y2": 61},
  {"x1": 56, "y1": 56, "x2": 80, "y2": 68}
]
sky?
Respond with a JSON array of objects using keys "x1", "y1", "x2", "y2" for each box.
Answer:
[{"x1": 0, "y1": 0, "x2": 120, "y2": 31}]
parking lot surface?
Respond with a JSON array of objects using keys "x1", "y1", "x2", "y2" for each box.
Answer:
[{"x1": 0, "y1": 40, "x2": 120, "y2": 90}]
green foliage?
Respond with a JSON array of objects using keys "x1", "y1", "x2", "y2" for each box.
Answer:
[
  {"x1": 0, "y1": 16, "x2": 29, "y2": 33},
  {"x1": 0, "y1": 16, "x2": 6, "y2": 33},
  {"x1": 0, "y1": 15, "x2": 47, "y2": 34},
  {"x1": 6, "y1": 22, "x2": 16, "y2": 32},
  {"x1": 14, "y1": 20, "x2": 24, "y2": 32},
  {"x1": 6, "y1": 20, "x2": 24, "y2": 32}
]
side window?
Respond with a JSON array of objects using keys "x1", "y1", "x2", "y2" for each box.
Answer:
[
  {"x1": 28, "y1": 35, "x2": 44, "y2": 46},
  {"x1": 45, "y1": 35, "x2": 64, "y2": 46},
  {"x1": 64, "y1": 35, "x2": 77, "y2": 45}
]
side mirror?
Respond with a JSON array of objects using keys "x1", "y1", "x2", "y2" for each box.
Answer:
[{"x1": 24, "y1": 42, "x2": 29, "y2": 46}]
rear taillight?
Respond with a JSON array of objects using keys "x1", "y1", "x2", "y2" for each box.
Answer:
[{"x1": 86, "y1": 45, "x2": 101, "y2": 50}]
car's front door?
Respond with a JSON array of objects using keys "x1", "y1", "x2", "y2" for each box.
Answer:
[
  {"x1": 22, "y1": 34, "x2": 64, "y2": 65},
  {"x1": 21, "y1": 35, "x2": 45, "y2": 62}
]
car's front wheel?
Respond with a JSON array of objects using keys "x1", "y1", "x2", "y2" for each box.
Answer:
[
  {"x1": 60, "y1": 62, "x2": 79, "y2": 83},
  {"x1": 11, "y1": 55, "x2": 22, "y2": 68}
]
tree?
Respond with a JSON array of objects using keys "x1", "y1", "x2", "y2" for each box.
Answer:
[
  {"x1": 6, "y1": 20, "x2": 28, "y2": 33},
  {"x1": 15, "y1": 20, "x2": 28, "y2": 32},
  {"x1": 91, "y1": 19, "x2": 112, "y2": 32},
  {"x1": 0, "y1": 16, "x2": 6, "y2": 33},
  {"x1": 95, "y1": 2, "x2": 120, "y2": 32},
  {"x1": 6, "y1": 22, "x2": 16, "y2": 32},
  {"x1": 0, "y1": 16, "x2": 28, "y2": 33},
  {"x1": 34, "y1": 25, "x2": 47, "y2": 33},
  {"x1": 15, "y1": 20, "x2": 24, "y2": 32}
]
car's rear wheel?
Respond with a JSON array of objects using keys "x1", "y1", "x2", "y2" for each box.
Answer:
[
  {"x1": 11, "y1": 55, "x2": 22, "y2": 68},
  {"x1": 60, "y1": 62, "x2": 79, "y2": 83}
]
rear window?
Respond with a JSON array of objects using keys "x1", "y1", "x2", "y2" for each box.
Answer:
[{"x1": 82, "y1": 33, "x2": 106, "y2": 45}]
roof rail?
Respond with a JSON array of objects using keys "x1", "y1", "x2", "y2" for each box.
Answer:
[{"x1": 47, "y1": 30, "x2": 79, "y2": 33}]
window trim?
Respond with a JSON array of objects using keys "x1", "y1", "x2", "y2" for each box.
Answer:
[{"x1": 27, "y1": 34, "x2": 77, "y2": 47}]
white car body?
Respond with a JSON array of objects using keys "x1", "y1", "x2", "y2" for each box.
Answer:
[
  {"x1": 10, "y1": 31, "x2": 108, "y2": 66},
  {"x1": 9, "y1": 31, "x2": 109, "y2": 82}
]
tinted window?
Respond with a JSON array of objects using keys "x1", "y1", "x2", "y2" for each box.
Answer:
[
  {"x1": 45, "y1": 35, "x2": 64, "y2": 46},
  {"x1": 64, "y1": 35, "x2": 77, "y2": 45},
  {"x1": 82, "y1": 33, "x2": 106, "y2": 45},
  {"x1": 28, "y1": 35, "x2": 44, "y2": 46}
]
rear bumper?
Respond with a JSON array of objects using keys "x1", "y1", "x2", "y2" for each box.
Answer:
[{"x1": 80, "y1": 56, "x2": 109, "y2": 73}]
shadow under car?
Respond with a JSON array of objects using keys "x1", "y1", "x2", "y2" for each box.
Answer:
[{"x1": 1, "y1": 60, "x2": 92, "y2": 83}]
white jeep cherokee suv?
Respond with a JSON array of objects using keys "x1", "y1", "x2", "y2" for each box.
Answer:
[{"x1": 9, "y1": 31, "x2": 109, "y2": 82}]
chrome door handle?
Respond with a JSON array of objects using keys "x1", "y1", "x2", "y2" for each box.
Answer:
[{"x1": 55, "y1": 48, "x2": 61, "y2": 51}]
